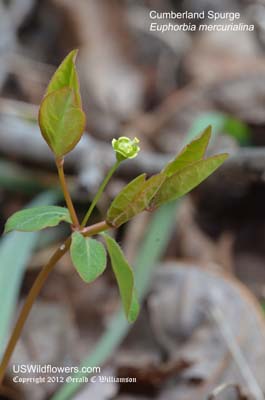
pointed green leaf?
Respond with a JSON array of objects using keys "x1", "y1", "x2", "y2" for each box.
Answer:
[
  {"x1": 46, "y1": 49, "x2": 82, "y2": 107},
  {"x1": 70, "y1": 232, "x2": 107, "y2": 283},
  {"x1": 39, "y1": 87, "x2": 86, "y2": 157},
  {"x1": 163, "y1": 126, "x2": 211, "y2": 177},
  {"x1": 103, "y1": 234, "x2": 139, "y2": 322},
  {"x1": 107, "y1": 173, "x2": 165, "y2": 227},
  {"x1": 150, "y1": 153, "x2": 228, "y2": 209},
  {"x1": 129, "y1": 290, "x2": 140, "y2": 322},
  {"x1": 4, "y1": 206, "x2": 71, "y2": 233}
]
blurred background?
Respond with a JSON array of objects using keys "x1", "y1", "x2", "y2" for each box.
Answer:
[{"x1": 1, "y1": 0, "x2": 265, "y2": 399}]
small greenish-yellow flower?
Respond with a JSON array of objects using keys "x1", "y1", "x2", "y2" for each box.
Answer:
[{"x1": 112, "y1": 136, "x2": 140, "y2": 161}]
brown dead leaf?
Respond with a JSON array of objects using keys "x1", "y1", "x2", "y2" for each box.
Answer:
[
  {"x1": 146, "y1": 262, "x2": 265, "y2": 400},
  {"x1": 117, "y1": 359, "x2": 191, "y2": 396}
]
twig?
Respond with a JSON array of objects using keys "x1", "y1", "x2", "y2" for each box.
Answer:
[
  {"x1": 208, "y1": 382, "x2": 249, "y2": 399},
  {"x1": 208, "y1": 304, "x2": 264, "y2": 400}
]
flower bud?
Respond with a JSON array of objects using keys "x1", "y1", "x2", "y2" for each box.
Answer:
[{"x1": 112, "y1": 137, "x2": 140, "y2": 161}]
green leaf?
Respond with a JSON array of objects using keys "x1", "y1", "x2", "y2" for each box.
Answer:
[
  {"x1": 107, "y1": 173, "x2": 165, "y2": 227},
  {"x1": 4, "y1": 205, "x2": 71, "y2": 233},
  {"x1": 150, "y1": 153, "x2": 228, "y2": 209},
  {"x1": 39, "y1": 87, "x2": 86, "y2": 157},
  {"x1": 163, "y1": 126, "x2": 211, "y2": 176},
  {"x1": 70, "y1": 232, "x2": 107, "y2": 283},
  {"x1": 103, "y1": 234, "x2": 139, "y2": 322},
  {"x1": 46, "y1": 49, "x2": 82, "y2": 107}
]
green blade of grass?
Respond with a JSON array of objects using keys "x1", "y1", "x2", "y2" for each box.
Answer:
[
  {"x1": 52, "y1": 200, "x2": 179, "y2": 400},
  {"x1": 0, "y1": 190, "x2": 59, "y2": 356},
  {"x1": 186, "y1": 112, "x2": 226, "y2": 143},
  {"x1": 187, "y1": 112, "x2": 250, "y2": 146}
]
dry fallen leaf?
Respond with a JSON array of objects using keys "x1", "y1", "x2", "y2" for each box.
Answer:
[{"x1": 145, "y1": 262, "x2": 265, "y2": 400}]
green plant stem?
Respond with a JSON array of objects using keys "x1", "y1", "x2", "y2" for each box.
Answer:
[
  {"x1": 82, "y1": 220, "x2": 110, "y2": 236},
  {"x1": 56, "y1": 158, "x2": 80, "y2": 228},
  {"x1": 81, "y1": 160, "x2": 121, "y2": 227},
  {"x1": 0, "y1": 221, "x2": 110, "y2": 386}
]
